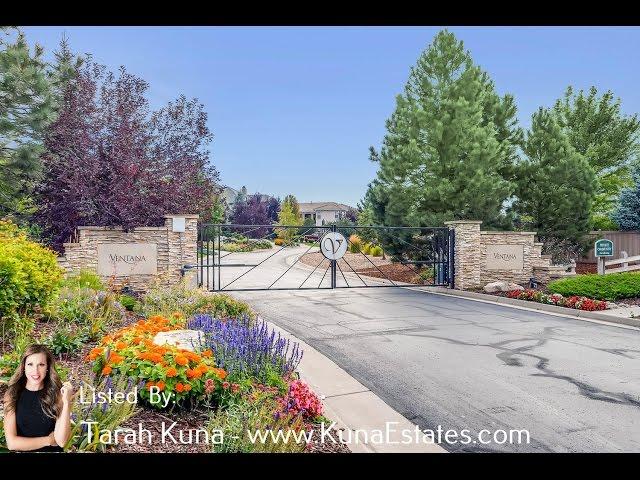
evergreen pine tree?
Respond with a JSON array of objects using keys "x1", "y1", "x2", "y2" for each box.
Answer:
[
  {"x1": 513, "y1": 108, "x2": 596, "y2": 253},
  {"x1": 364, "y1": 30, "x2": 522, "y2": 258},
  {"x1": 0, "y1": 28, "x2": 56, "y2": 219}
]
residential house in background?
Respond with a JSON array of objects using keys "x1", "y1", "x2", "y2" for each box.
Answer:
[{"x1": 299, "y1": 202, "x2": 354, "y2": 226}]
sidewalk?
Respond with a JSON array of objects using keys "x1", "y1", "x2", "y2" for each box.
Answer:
[{"x1": 262, "y1": 316, "x2": 447, "y2": 453}]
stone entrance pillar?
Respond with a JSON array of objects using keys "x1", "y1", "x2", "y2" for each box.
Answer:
[{"x1": 444, "y1": 220, "x2": 482, "y2": 290}]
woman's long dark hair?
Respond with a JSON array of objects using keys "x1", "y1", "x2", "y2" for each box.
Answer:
[{"x1": 5, "y1": 344, "x2": 62, "y2": 419}]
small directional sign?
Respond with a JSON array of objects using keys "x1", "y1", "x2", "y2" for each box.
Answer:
[{"x1": 595, "y1": 239, "x2": 614, "y2": 257}]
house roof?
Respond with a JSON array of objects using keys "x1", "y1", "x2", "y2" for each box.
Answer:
[{"x1": 298, "y1": 202, "x2": 353, "y2": 213}]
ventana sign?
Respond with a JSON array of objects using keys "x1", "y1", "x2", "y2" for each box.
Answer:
[
  {"x1": 97, "y1": 243, "x2": 158, "y2": 275},
  {"x1": 486, "y1": 244, "x2": 524, "y2": 270}
]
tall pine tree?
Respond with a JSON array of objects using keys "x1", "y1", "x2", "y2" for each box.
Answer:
[
  {"x1": 0, "y1": 28, "x2": 56, "y2": 220},
  {"x1": 364, "y1": 30, "x2": 522, "y2": 258},
  {"x1": 512, "y1": 108, "x2": 595, "y2": 257}
]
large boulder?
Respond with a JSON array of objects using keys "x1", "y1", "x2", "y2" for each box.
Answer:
[
  {"x1": 484, "y1": 281, "x2": 525, "y2": 293},
  {"x1": 153, "y1": 330, "x2": 205, "y2": 352}
]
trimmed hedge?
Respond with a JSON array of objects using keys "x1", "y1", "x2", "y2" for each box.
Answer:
[
  {"x1": 548, "y1": 272, "x2": 640, "y2": 301},
  {"x1": 0, "y1": 220, "x2": 63, "y2": 318}
]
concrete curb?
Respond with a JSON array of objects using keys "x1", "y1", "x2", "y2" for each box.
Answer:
[
  {"x1": 258, "y1": 315, "x2": 447, "y2": 453},
  {"x1": 409, "y1": 286, "x2": 640, "y2": 330}
]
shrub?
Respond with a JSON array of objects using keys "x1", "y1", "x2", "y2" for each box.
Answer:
[
  {"x1": 362, "y1": 243, "x2": 372, "y2": 255},
  {"x1": 547, "y1": 272, "x2": 640, "y2": 301},
  {"x1": 61, "y1": 270, "x2": 104, "y2": 290},
  {"x1": 188, "y1": 315, "x2": 302, "y2": 384},
  {"x1": 206, "y1": 388, "x2": 307, "y2": 453},
  {"x1": 274, "y1": 238, "x2": 284, "y2": 246},
  {"x1": 371, "y1": 246, "x2": 383, "y2": 257},
  {"x1": 0, "y1": 352, "x2": 20, "y2": 384},
  {"x1": 1, "y1": 314, "x2": 35, "y2": 364},
  {"x1": 88, "y1": 315, "x2": 227, "y2": 409},
  {"x1": 44, "y1": 323, "x2": 87, "y2": 357},
  {"x1": 418, "y1": 267, "x2": 435, "y2": 283},
  {"x1": 135, "y1": 280, "x2": 254, "y2": 319},
  {"x1": 191, "y1": 294, "x2": 255, "y2": 320},
  {"x1": 348, "y1": 234, "x2": 362, "y2": 253},
  {"x1": 0, "y1": 219, "x2": 63, "y2": 319},
  {"x1": 219, "y1": 239, "x2": 272, "y2": 253},
  {"x1": 119, "y1": 294, "x2": 137, "y2": 312},
  {"x1": 45, "y1": 287, "x2": 125, "y2": 341}
]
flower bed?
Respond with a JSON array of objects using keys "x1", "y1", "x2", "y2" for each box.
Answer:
[
  {"x1": 87, "y1": 314, "x2": 227, "y2": 408},
  {"x1": 505, "y1": 289, "x2": 608, "y2": 311}
]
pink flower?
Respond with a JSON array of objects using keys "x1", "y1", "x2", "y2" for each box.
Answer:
[{"x1": 205, "y1": 378, "x2": 215, "y2": 394}]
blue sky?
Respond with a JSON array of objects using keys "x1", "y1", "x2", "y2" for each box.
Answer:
[{"x1": 22, "y1": 26, "x2": 640, "y2": 208}]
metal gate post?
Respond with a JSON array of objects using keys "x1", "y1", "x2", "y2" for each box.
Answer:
[
  {"x1": 448, "y1": 228, "x2": 455, "y2": 289},
  {"x1": 331, "y1": 224, "x2": 337, "y2": 288}
]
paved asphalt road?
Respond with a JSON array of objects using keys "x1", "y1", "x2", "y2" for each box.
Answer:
[{"x1": 208, "y1": 246, "x2": 640, "y2": 452}]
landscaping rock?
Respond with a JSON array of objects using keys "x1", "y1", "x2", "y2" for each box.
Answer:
[
  {"x1": 483, "y1": 281, "x2": 525, "y2": 293},
  {"x1": 153, "y1": 330, "x2": 205, "y2": 352}
]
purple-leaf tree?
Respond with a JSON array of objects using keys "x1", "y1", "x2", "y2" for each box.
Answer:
[
  {"x1": 36, "y1": 62, "x2": 219, "y2": 250},
  {"x1": 229, "y1": 194, "x2": 275, "y2": 238}
]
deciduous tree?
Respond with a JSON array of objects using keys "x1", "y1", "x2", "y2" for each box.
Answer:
[
  {"x1": 552, "y1": 86, "x2": 640, "y2": 229},
  {"x1": 35, "y1": 60, "x2": 219, "y2": 250}
]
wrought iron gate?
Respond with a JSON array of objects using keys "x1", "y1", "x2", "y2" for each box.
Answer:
[{"x1": 197, "y1": 224, "x2": 454, "y2": 292}]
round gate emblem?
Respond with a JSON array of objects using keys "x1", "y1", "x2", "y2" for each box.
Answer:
[{"x1": 320, "y1": 232, "x2": 348, "y2": 260}]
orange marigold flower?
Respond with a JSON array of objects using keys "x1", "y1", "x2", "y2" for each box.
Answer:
[
  {"x1": 146, "y1": 381, "x2": 155, "y2": 391},
  {"x1": 156, "y1": 381, "x2": 166, "y2": 391},
  {"x1": 175, "y1": 355, "x2": 188, "y2": 366},
  {"x1": 115, "y1": 341, "x2": 127, "y2": 350},
  {"x1": 176, "y1": 383, "x2": 184, "y2": 393},
  {"x1": 102, "y1": 365, "x2": 112, "y2": 375},
  {"x1": 109, "y1": 354, "x2": 124, "y2": 365},
  {"x1": 216, "y1": 368, "x2": 227, "y2": 380},
  {"x1": 166, "y1": 367, "x2": 178, "y2": 378},
  {"x1": 150, "y1": 353, "x2": 163, "y2": 363},
  {"x1": 183, "y1": 384, "x2": 191, "y2": 392},
  {"x1": 201, "y1": 349, "x2": 213, "y2": 358},
  {"x1": 186, "y1": 369, "x2": 203, "y2": 379}
]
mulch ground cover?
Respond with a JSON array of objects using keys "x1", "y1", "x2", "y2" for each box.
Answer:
[{"x1": 299, "y1": 252, "x2": 429, "y2": 285}]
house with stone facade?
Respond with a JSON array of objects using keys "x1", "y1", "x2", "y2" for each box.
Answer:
[{"x1": 298, "y1": 201, "x2": 354, "y2": 226}]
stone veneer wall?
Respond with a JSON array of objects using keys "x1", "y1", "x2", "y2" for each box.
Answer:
[
  {"x1": 479, "y1": 231, "x2": 538, "y2": 285},
  {"x1": 58, "y1": 215, "x2": 198, "y2": 292},
  {"x1": 444, "y1": 221, "x2": 482, "y2": 290},
  {"x1": 446, "y1": 220, "x2": 572, "y2": 290}
]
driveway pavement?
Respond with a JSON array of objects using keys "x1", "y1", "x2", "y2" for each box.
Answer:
[{"x1": 208, "y1": 247, "x2": 640, "y2": 452}]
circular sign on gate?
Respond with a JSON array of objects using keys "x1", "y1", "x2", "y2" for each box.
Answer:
[{"x1": 320, "y1": 232, "x2": 348, "y2": 260}]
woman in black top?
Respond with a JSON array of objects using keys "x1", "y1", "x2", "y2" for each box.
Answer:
[{"x1": 3, "y1": 345, "x2": 73, "y2": 452}]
